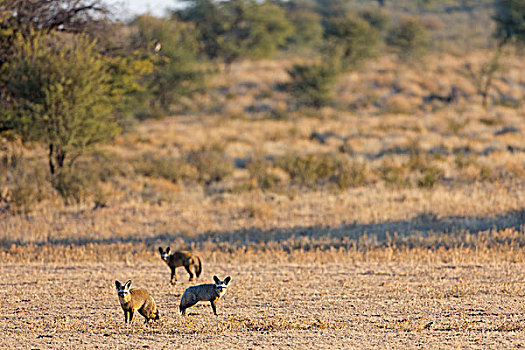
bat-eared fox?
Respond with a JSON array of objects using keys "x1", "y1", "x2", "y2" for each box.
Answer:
[
  {"x1": 158, "y1": 246, "x2": 202, "y2": 283},
  {"x1": 179, "y1": 276, "x2": 231, "y2": 316},
  {"x1": 115, "y1": 280, "x2": 159, "y2": 323}
]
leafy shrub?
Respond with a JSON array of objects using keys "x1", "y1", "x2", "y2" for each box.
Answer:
[
  {"x1": 322, "y1": 14, "x2": 380, "y2": 71},
  {"x1": 1, "y1": 32, "x2": 119, "y2": 175},
  {"x1": 479, "y1": 166, "x2": 493, "y2": 181},
  {"x1": 133, "y1": 152, "x2": 198, "y2": 183},
  {"x1": 286, "y1": 7, "x2": 324, "y2": 49},
  {"x1": 417, "y1": 167, "x2": 444, "y2": 188},
  {"x1": 406, "y1": 142, "x2": 427, "y2": 172},
  {"x1": 286, "y1": 63, "x2": 337, "y2": 109},
  {"x1": 386, "y1": 17, "x2": 428, "y2": 61},
  {"x1": 359, "y1": 9, "x2": 389, "y2": 32},
  {"x1": 0, "y1": 151, "x2": 48, "y2": 214},
  {"x1": 247, "y1": 157, "x2": 281, "y2": 190},
  {"x1": 333, "y1": 161, "x2": 368, "y2": 189},
  {"x1": 277, "y1": 153, "x2": 337, "y2": 187},
  {"x1": 494, "y1": 0, "x2": 525, "y2": 45},
  {"x1": 454, "y1": 153, "x2": 477, "y2": 169},
  {"x1": 178, "y1": 0, "x2": 293, "y2": 67},
  {"x1": 377, "y1": 161, "x2": 410, "y2": 187},
  {"x1": 51, "y1": 168, "x2": 98, "y2": 205},
  {"x1": 105, "y1": 52, "x2": 155, "y2": 131},
  {"x1": 87, "y1": 151, "x2": 134, "y2": 181},
  {"x1": 8, "y1": 170, "x2": 45, "y2": 214},
  {"x1": 276, "y1": 152, "x2": 366, "y2": 189},
  {"x1": 131, "y1": 15, "x2": 205, "y2": 113},
  {"x1": 186, "y1": 148, "x2": 234, "y2": 184}
]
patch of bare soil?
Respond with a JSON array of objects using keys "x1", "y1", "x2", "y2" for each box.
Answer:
[{"x1": 1, "y1": 256, "x2": 524, "y2": 349}]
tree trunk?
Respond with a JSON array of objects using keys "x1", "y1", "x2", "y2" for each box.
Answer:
[{"x1": 48, "y1": 144, "x2": 55, "y2": 175}]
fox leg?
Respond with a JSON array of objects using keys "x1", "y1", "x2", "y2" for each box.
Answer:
[
  {"x1": 180, "y1": 301, "x2": 198, "y2": 316},
  {"x1": 184, "y1": 264, "x2": 194, "y2": 281},
  {"x1": 129, "y1": 309, "x2": 134, "y2": 323},
  {"x1": 140, "y1": 308, "x2": 154, "y2": 323},
  {"x1": 124, "y1": 310, "x2": 129, "y2": 323},
  {"x1": 170, "y1": 267, "x2": 177, "y2": 285},
  {"x1": 210, "y1": 301, "x2": 217, "y2": 316}
]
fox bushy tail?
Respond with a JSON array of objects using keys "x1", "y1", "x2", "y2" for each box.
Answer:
[{"x1": 195, "y1": 257, "x2": 202, "y2": 278}]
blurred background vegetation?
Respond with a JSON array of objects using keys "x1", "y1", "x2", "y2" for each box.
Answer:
[{"x1": 0, "y1": 0, "x2": 524, "y2": 213}]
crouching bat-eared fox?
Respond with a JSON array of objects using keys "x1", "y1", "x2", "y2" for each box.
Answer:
[
  {"x1": 180, "y1": 276, "x2": 231, "y2": 316},
  {"x1": 158, "y1": 246, "x2": 202, "y2": 284},
  {"x1": 115, "y1": 280, "x2": 159, "y2": 324}
]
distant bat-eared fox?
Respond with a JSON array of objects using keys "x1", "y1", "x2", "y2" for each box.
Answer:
[
  {"x1": 115, "y1": 280, "x2": 159, "y2": 324},
  {"x1": 180, "y1": 276, "x2": 231, "y2": 316},
  {"x1": 158, "y1": 246, "x2": 202, "y2": 284}
]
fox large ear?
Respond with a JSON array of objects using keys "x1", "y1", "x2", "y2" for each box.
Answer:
[
  {"x1": 166, "y1": 247, "x2": 171, "y2": 254},
  {"x1": 213, "y1": 276, "x2": 220, "y2": 284},
  {"x1": 158, "y1": 247, "x2": 163, "y2": 254},
  {"x1": 124, "y1": 280, "x2": 132, "y2": 290},
  {"x1": 224, "y1": 276, "x2": 231, "y2": 285},
  {"x1": 115, "y1": 280, "x2": 121, "y2": 290}
]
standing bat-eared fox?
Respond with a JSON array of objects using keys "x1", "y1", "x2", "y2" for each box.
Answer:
[
  {"x1": 115, "y1": 280, "x2": 159, "y2": 323},
  {"x1": 158, "y1": 246, "x2": 202, "y2": 283},
  {"x1": 180, "y1": 276, "x2": 231, "y2": 316}
]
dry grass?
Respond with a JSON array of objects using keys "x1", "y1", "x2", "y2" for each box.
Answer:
[{"x1": 1, "y1": 49, "x2": 525, "y2": 348}]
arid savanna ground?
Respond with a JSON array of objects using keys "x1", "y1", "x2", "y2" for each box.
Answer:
[
  {"x1": 1, "y1": 47, "x2": 525, "y2": 348},
  {"x1": 2, "y1": 250, "x2": 525, "y2": 348}
]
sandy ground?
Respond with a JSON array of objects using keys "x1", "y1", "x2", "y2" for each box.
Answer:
[{"x1": 1, "y1": 256, "x2": 525, "y2": 349}]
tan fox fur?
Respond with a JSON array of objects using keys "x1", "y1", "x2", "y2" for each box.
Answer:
[
  {"x1": 115, "y1": 280, "x2": 159, "y2": 324},
  {"x1": 158, "y1": 246, "x2": 202, "y2": 284},
  {"x1": 179, "y1": 276, "x2": 231, "y2": 316}
]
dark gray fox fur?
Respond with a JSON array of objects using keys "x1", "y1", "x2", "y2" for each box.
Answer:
[{"x1": 179, "y1": 276, "x2": 231, "y2": 316}]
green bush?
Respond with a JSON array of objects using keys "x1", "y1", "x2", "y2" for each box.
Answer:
[
  {"x1": 406, "y1": 142, "x2": 427, "y2": 172},
  {"x1": 286, "y1": 63, "x2": 337, "y2": 109},
  {"x1": 286, "y1": 7, "x2": 324, "y2": 49},
  {"x1": 1, "y1": 148, "x2": 49, "y2": 213},
  {"x1": 131, "y1": 15, "x2": 205, "y2": 113},
  {"x1": 333, "y1": 161, "x2": 368, "y2": 189},
  {"x1": 247, "y1": 157, "x2": 280, "y2": 190},
  {"x1": 87, "y1": 151, "x2": 133, "y2": 181},
  {"x1": 133, "y1": 152, "x2": 198, "y2": 183},
  {"x1": 0, "y1": 32, "x2": 119, "y2": 175},
  {"x1": 51, "y1": 168, "x2": 98, "y2": 205},
  {"x1": 105, "y1": 53, "x2": 155, "y2": 131},
  {"x1": 377, "y1": 162, "x2": 410, "y2": 187},
  {"x1": 417, "y1": 167, "x2": 444, "y2": 188},
  {"x1": 277, "y1": 152, "x2": 365, "y2": 188},
  {"x1": 322, "y1": 14, "x2": 380, "y2": 71},
  {"x1": 386, "y1": 17, "x2": 428, "y2": 61},
  {"x1": 178, "y1": 0, "x2": 293, "y2": 67},
  {"x1": 494, "y1": 0, "x2": 525, "y2": 45},
  {"x1": 186, "y1": 148, "x2": 234, "y2": 184},
  {"x1": 233, "y1": 1, "x2": 294, "y2": 59},
  {"x1": 359, "y1": 9, "x2": 389, "y2": 32},
  {"x1": 277, "y1": 153, "x2": 333, "y2": 187},
  {"x1": 314, "y1": 0, "x2": 350, "y2": 18},
  {"x1": 8, "y1": 168, "x2": 48, "y2": 214},
  {"x1": 479, "y1": 165, "x2": 494, "y2": 181}
]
